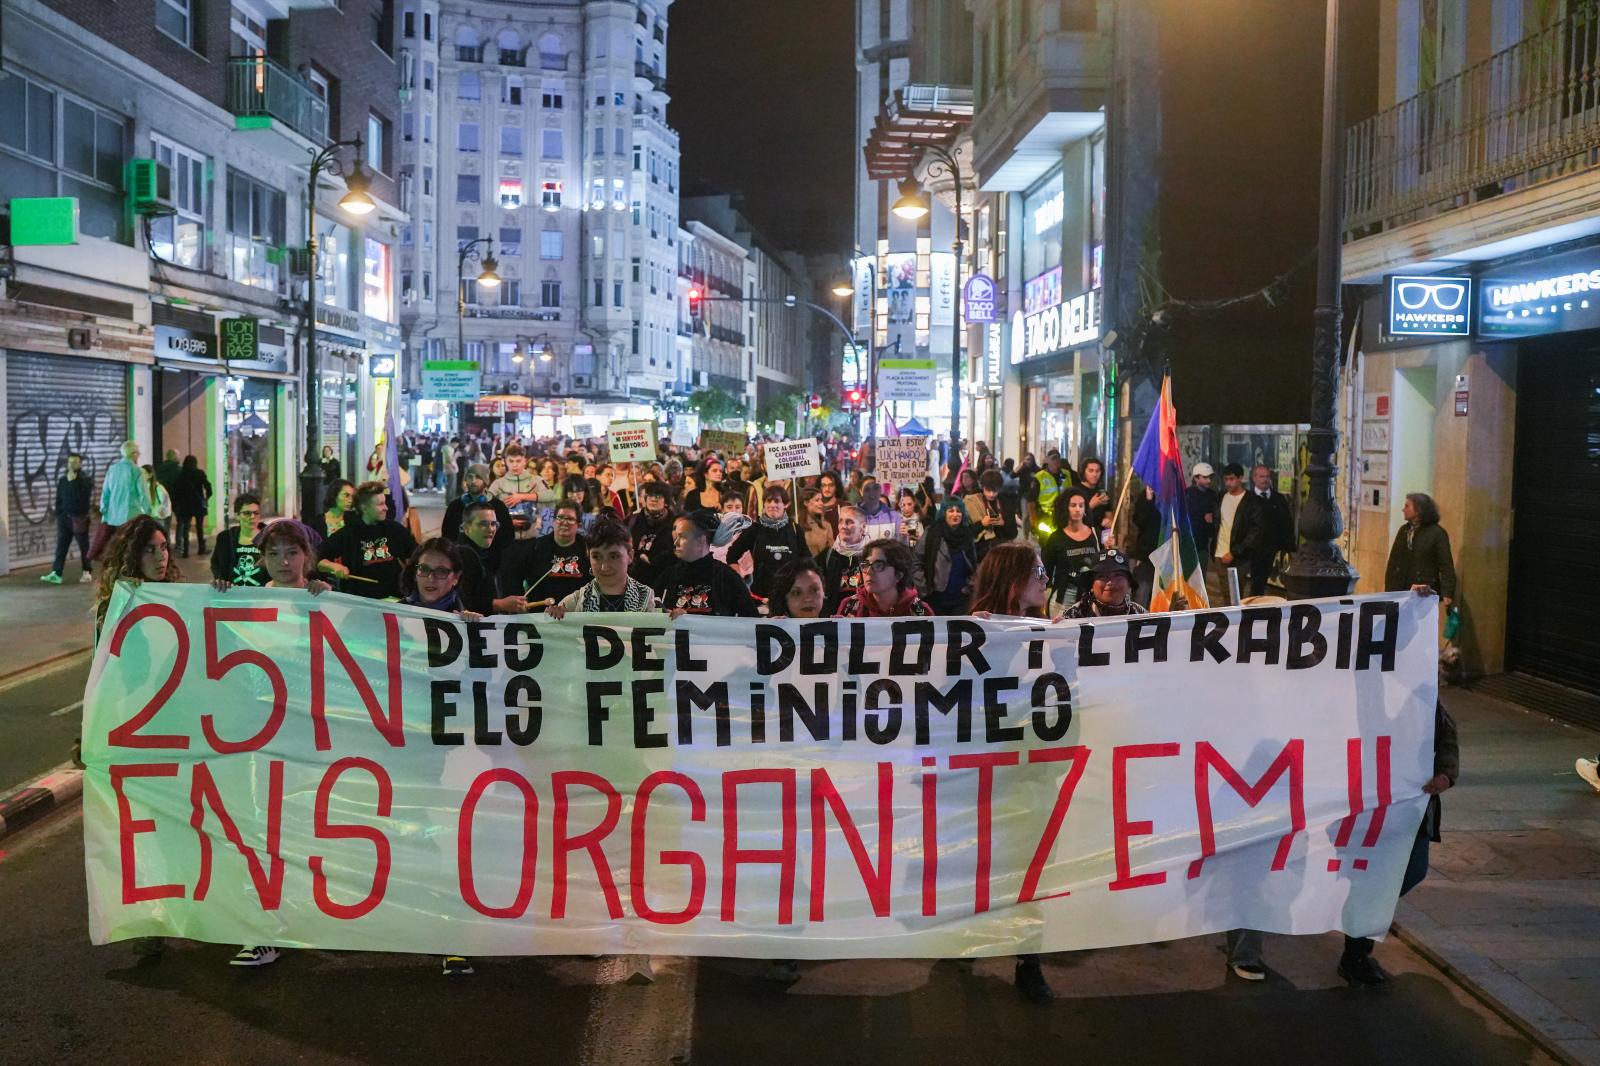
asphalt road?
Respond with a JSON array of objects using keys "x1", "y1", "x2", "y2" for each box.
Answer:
[
  {"x1": 0, "y1": 804, "x2": 1556, "y2": 1065},
  {"x1": 0, "y1": 655, "x2": 91, "y2": 790}
]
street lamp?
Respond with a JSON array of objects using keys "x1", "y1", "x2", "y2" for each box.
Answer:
[
  {"x1": 513, "y1": 334, "x2": 556, "y2": 364},
  {"x1": 891, "y1": 144, "x2": 965, "y2": 471},
  {"x1": 1283, "y1": 0, "x2": 1359, "y2": 598},
  {"x1": 830, "y1": 279, "x2": 855, "y2": 298},
  {"x1": 300, "y1": 136, "x2": 372, "y2": 523}
]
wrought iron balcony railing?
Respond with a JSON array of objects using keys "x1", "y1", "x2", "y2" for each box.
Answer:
[
  {"x1": 1345, "y1": 6, "x2": 1600, "y2": 236},
  {"x1": 226, "y1": 56, "x2": 328, "y2": 144}
]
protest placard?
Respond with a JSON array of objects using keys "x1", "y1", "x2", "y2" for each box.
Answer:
[
  {"x1": 875, "y1": 437, "x2": 929, "y2": 485},
  {"x1": 84, "y1": 585, "x2": 1437, "y2": 959},
  {"x1": 606, "y1": 420, "x2": 658, "y2": 463},
  {"x1": 698, "y1": 430, "x2": 747, "y2": 457},
  {"x1": 765, "y1": 438, "x2": 822, "y2": 480}
]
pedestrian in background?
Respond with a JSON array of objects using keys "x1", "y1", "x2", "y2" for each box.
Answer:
[
  {"x1": 1385, "y1": 492, "x2": 1456, "y2": 609},
  {"x1": 42, "y1": 453, "x2": 93, "y2": 585},
  {"x1": 1185, "y1": 462, "x2": 1219, "y2": 572},
  {"x1": 1240, "y1": 464, "x2": 1295, "y2": 597},
  {"x1": 320, "y1": 443, "x2": 341, "y2": 482},
  {"x1": 153, "y1": 448, "x2": 181, "y2": 500},
  {"x1": 172, "y1": 455, "x2": 212, "y2": 558},
  {"x1": 141, "y1": 464, "x2": 173, "y2": 536},
  {"x1": 89, "y1": 440, "x2": 148, "y2": 565}
]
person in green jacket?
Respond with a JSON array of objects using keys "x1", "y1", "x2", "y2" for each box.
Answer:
[{"x1": 1384, "y1": 492, "x2": 1456, "y2": 608}]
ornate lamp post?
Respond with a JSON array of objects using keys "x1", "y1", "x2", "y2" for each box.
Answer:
[
  {"x1": 1283, "y1": 0, "x2": 1359, "y2": 598},
  {"x1": 300, "y1": 138, "x2": 374, "y2": 521}
]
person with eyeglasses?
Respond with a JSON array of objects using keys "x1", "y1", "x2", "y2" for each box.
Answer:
[
  {"x1": 455, "y1": 500, "x2": 529, "y2": 615},
  {"x1": 834, "y1": 538, "x2": 934, "y2": 618},
  {"x1": 441, "y1": 463, "x2": 515, "y2": 553},
  {"x1": 506, "y1": 498, "x2": 590, "y2": 611},
  {"x1": 209, "y1": 493, "x2": 268, "y2": 590},
  {"x1": 315, "y1": 481, "x2": 419, "y2": 600}
]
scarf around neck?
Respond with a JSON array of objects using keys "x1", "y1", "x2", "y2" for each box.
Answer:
[
  {"x1": 758, "y1": 513, "x2": 791, "y2": 530},
  {"x1": 832, "y1": 530, "x2": 868, "y2": 558}
]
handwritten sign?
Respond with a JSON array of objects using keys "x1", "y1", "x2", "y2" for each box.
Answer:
[{"x1": 607, "y1": 420, "x2": 658, "y2": 463}]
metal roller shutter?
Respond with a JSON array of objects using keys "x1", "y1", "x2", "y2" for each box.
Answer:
[
  {"x1": 1505, "y1": 340, "x2": 1600, "y2": 697},
  {"x1": 6, "y1": 351, "x2": 130, "y2": 568}
]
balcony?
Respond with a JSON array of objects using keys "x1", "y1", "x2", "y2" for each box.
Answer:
[
  {"x1": 1346, "y1": 6, "x2": 1600, "y2": 239},
  {"x1": 634, "y1": 61, "x2": 666, "y2": 91},
  {"x1": 227, "y1": 56, "x2": 328, "y2": 153},
  {"x1": 464, "y1": 307, "x2": 561, "y2": 321}
]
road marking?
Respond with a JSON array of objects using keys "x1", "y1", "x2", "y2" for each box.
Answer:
[
  {"x1": 0, "y1": 648, "x2": 91, "y2": 696},
  {"x1": 48, "y1": 700, "x2": 83, "y2": 718}
]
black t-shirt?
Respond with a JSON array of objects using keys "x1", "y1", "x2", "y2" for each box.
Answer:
[
  {"x1": 629, "y1": 512, "x2": 676, "y2": 591},
  {"x1": 211, "y1": 529, "x2": 267, "y2": 587},
  {"x1": 457, "y1": 540, "x2": 505, "y2": 614},
  {"x1": 510, "y1": 533, "x2": 590, "y2": 609},
  {"x1": 726, "y1": 521, "x2": 806, "y2": 600},
  {"x1": 318, "y1": 517, "x2": 418, "y2": 599},
  {"x1": 661, "y1": 554, "x2": 760, "y2": 617},
  {"x1": 818, "y1": 547, "x2": 867, "y2": 616},
  {"x1": 1044, "y1": 527, "x2": 1101, "y2": 605}
]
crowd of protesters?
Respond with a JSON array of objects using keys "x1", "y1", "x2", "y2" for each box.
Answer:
[{"x1": 76, "y1": 423, "x2": 1470, "y2": 1000}]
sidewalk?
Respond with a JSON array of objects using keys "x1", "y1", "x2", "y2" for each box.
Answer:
[
  {"x1": 1399, "y1": 685, "x2": 1600, "y2": 1065},
  {"x1": 0, "y1": 499, "x2": 446, "y2": 681}
]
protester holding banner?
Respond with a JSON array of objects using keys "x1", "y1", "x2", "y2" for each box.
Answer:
[
  {"x1": 1062, "y1": 551, "x2": 1149, "y2": 619},
  {"x1": 1042, "y1": 489, "x2": 1101, "y2": 609},
  {"x1": 91, "y1": 514, "x2": 178, "y2": 633},
  {"x1": 548, "y1": 515, "x2": 658, "y2": 616},
  {"x1": 454, "y1": 501, "x2": 527, "y2": 616},
  {"x1": 661, "y1": 510, "x2": 760, "y2": 617},
  {"x1": 629, "y1": 481, "x2": 679, "y2": 592},
  {"x1": 922, "y1": 498, "x2": 978, "y2": 615},
  {"x1": 208, "y1": 494, "x2": 267, "y2": 590},
  {"x1": 816, "y1": 504, "x2": 870, "y2": 616},
  {"x1": 969, "y1": 540, "x2": 1054, "y2": 622},
  {"x1": 400, "y1": 538, "x2": 473, "y2": 616},
  {"x1": 765, "y1": 557, "x2": 826, "y2": 621},
  {"x1": 724, "y1": 484, "x2": 807, "y2": 602},
  {"x1": 834, "y1": 538, "x2": 934, "y2": 618},
  {"x1": 315, "y1": 481, "x2": 419, "y2": 599},
  {"x1": 440, "y1": 464, "x2": 514, "y2": 553},
  {"x1": 508, "y1": 499, "x2": 590, "y2": 610}
]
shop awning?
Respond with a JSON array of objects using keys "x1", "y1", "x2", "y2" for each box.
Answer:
[{"x1": 863, "y1": 84, "x2": 973, "y2": 182}]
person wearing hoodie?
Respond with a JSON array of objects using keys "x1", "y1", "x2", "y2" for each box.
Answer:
[
  {"x1": 816, "y1": 503, "x2": 870, "y2": 616},
  {"x1": 661, "y1": 510, "x2": 761, "y2": 617},
  {"x1": 725, "y1": 484, "x2": 807, "y2": 602},
  {"x1": 835, "y1": 538, "x2": 934, "y2": 618},
  {"x1": 629, "y1": 480, "x2": 678, "y2": 592},
  {"x1": 922, "y1": 498, "x2": 978, "y2": 615}
]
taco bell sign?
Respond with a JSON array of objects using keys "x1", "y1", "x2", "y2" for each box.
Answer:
[{"x1": 963, "y1": 274, "x2": 998, "y2": 324}]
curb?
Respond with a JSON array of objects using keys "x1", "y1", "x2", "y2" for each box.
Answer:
[
  {"x1": 1391, "y1": 919, "x2": 1589, "y2": 1066},
  {"x1": 0, "y1": 763, "x2": 84, "y2": 840},
  {"x1": 0, "y1": 646, "x2": 93, "y2": 689}
]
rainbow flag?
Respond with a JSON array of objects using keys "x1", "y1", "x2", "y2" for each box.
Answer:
[{"x1": 1130, "y1": 376, "x2": 1208, "y2": 612}]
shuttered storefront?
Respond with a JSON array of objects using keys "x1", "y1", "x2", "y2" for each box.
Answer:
[
  {"x1": 1505, "y1": 340, "x2": 1600, "y2": 697},
  {"x1": 5, "y1": 351, "x2": 130, "y2": 568}
]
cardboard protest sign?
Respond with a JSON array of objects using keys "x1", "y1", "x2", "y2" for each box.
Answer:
[
  {"x1": 85, "y1": 586, "x2": 1437, "y2": 959},
  {"x1": 698, "y1": 430, "x2": 747, "y2": 457},
  {"x1": 607, "y1": 420, "x2": 658, "y2": 463},
  {"x1": 764, "y1": 438, "x2": 822, "y2": 480},
  {"x1": 875, "y1": 438, "x2": 930, "y2": 485}
]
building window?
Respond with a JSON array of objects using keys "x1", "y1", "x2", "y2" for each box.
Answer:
[
  {"x1": 422, "y1": 221, "x2": 433, "y2": 247},
  {"x1": 541, "y1": 280, "x2": 562, "y2": 307},
  {"x1": 540, "y1": 230, "x2": 562, "y2": 259},
  {"x1": 541, "y1": 180, "x2": 561, "y2": 211},
  {"x1": 498, "y1": 29, "x2": 526, "y2": 67},
  {"x1": 631, "y1": 257, "x2": 641, "y2": 283},
  {"x1": 498, "y1": 177, "x2": 523, "y2": 209},
  {"x1": 456, "y1": 173, "x2": 480, "y2": 202},
  {"x1": 149, "y1": 133, "x2": 208, "y2": 268},
  {"x1": 592, "y1": 126, "x2": 604, "y2": 155},
  {"x1": 458, "y1": 122, "x2": 479, "y2": 151},
  {"x1": 542, "y1": 83, "x2": 563, "y2": 109},
  {"x1": 224, "y1": 169, "x2": 285, "y2": 290},
  {"x1": 422, "y1": 165, "x2": 433, "y2": 194},
  {"x1": 613, "y1": 280, "x2": 623, "y2": 307},
  {"x1": 500, "y1": 126, "x2": 522, "y2": 155},
  {"x1": 456, "y1": 224, "x2": 478, "y2": 251},
  {"x1": 367, "y1": 114, "x2": 388, "y2": 173},
  {"x1": 501, "y1": 279, "x2": 522, "y2": 307},
  {"x1": 423, "y1": 12, "x2": 432, "y2": 40},
  {"x1": 458, "y1": 71, "x2": 480, "y2": 100},
  {"x1": 456, "y1": 26, "x2": 483, "y2": 62},
  {"x1": 462, "y1": 278, "x2": 479, "y2": 305},
  {"x1": 364, "y1": 238, "x2": 393, "y2": 322},
  {"x1": 1, "y1": 73, "x2": 130, "y2": 244},
  {"x1": 592, "y1": 279, "x2": 603, "y2": 306},
  {"x1": 156, "y1": 0, "x2": 191, "y2": 47},
  {"x1": 539, "y1": 33, "x2": 564, "y2": 69},
  {"x1": 423, "y1": 60, "x2": 434, "y2": 91},
  {"x1": 402, "y1": 111, "x2": 415, "y2": 142},
  {"x1": 499, "y1": 226, "x2": 521, "y2": 255},
  {"x1": 612, "y1": 177, "x2": 626, "y2": 210},
  {"x1": 423, "y1": 114, "x2": 433, "y2": 143},
  {"x1": 402, "y1": 7, "x2": 415, "y2": 37},
  {"x1": 422, "y1": 272, "x2": 432, "y2": 298},
  {"x1": 613, "y1": 127, "x2": 625, "y2": 155},
  {"x1": 632, "y1": 146, "x2": 641, "y2": 171},
  {"x1": 631, "y1": 200, "x2": 641, "y2": 225},
  {"x1": 592, "y1": 232, "x2": 604, "y2": 258},
  {"x1": 503, "y1": 76, "x2": 523, "y2": 105}
]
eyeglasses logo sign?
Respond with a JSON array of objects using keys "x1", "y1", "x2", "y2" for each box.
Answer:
[{"x1": 1387, "y1": 275, "x2": 1472, "y2": 336}]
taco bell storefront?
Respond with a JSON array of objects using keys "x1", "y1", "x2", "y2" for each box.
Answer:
[{"x1": 1353, "y1": 243, "x2": 1600, "y2": 706}]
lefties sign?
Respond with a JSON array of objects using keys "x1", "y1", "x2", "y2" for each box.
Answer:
[{"x1": 1386, "y1": 275, "x2": 1471, "y2": 337}]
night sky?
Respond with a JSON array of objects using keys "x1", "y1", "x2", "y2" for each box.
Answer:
[{"x1": 668, "y1": 0, "x2": 856, "y2": 256}]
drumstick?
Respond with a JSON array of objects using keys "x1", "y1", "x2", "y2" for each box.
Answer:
[{"x1": 341, "y1": 573, "x2": 380, "y2": 584}]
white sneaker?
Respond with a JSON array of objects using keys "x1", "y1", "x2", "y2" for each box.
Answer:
[
  {"x1": 1577, "y1": 758, "x2": 1600, "y2": 794},
  {"x1": 229, "y1": 945, "x2": 281, "y2": 967},
  {"x1": 79, "y1": 572, "x2": 94, "y2": 583}
]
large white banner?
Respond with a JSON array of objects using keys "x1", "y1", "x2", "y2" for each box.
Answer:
[{"x1": 83, "y1": 586, "x2": 1437, "y2": 958}]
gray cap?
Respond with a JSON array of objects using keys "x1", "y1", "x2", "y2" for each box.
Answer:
[{"x1": 466, "y1": 463, "x2": 492, "y2": 483}]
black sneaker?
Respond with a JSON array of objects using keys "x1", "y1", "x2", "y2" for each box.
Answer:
[
  {"x1": 1338, "y1": 954, "x2": 1391, "y2": 989},
  {"x1": 766, "y1": 959, "x2": 801, "y2": 984},
  {"x1": 442, "y1": 955, "x2": 474, "y2": 976},
  {"x1": 1014, "y1": 958, "x2": 1055, "y2": 1004}
]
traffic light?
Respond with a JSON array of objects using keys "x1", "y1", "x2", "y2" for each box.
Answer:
[
  {"x1": 844, "y1": 387, "x2": 864, "y2": 409},
  {"x1": 687, "y1": 286, "x2": 703, "y2": 325}
]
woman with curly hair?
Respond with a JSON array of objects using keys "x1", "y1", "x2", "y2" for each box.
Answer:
[{"x1": 92, "y1": 514, "x2": 179, "y2": 634}]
